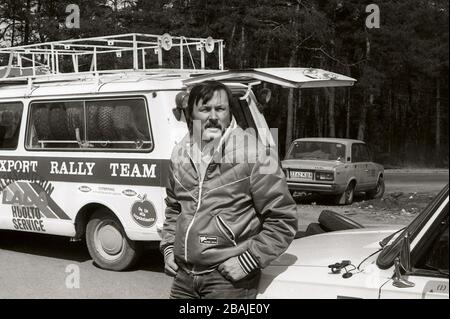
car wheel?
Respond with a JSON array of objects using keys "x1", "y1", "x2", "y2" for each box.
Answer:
[
  {"x1": 334, "y1": 182, "x2": 355, "y2": 205},
  {"x1": 86, "y1": 209, "x2": 141, "y2": 271},
  {"x1": 367, "y1": 177, "x2": 385, "y2": 199},
  {"x1": 318, "y1": 210, "x2": 363, "y2": 231}
]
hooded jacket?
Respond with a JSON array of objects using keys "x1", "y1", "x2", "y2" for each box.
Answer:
[{"x1": 160, "y1": 120, "x2": 298, "y2": 275}]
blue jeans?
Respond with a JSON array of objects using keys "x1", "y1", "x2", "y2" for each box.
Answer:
[{"x1": 169, "y1": 267, "x2": 260, "y2": 299}]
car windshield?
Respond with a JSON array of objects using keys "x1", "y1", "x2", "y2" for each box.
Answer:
[{"x1": 286, "y1": 141, "x2": 346, "y2": 161}]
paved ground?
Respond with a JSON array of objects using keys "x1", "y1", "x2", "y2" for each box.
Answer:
[
  {"x1": 0, "y1": 169, "x2": 448, "y2": 298},
  {"x1": 296, "y1": 169, "x2": 448, "y2": 230}
]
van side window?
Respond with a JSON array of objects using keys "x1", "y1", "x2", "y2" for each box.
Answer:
[
  {"x1": 0, "y1": 102, "x2": 23, "y2": 150},
  {"x1": 27, "y1": 98, "x2": 152, "y2": 151}
]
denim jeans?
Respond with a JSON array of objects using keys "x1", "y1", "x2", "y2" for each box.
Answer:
[{"x1": 169, "y1": 267, "x2": 260, "y2": 299}]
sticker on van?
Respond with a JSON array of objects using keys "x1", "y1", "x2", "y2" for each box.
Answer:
[{"x1": 130, "y1": 195, "x2": 157, "y2": 228}]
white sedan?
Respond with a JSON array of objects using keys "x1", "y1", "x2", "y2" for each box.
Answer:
[{"x1": 258, "y1": 185, "x2": 449, "y2": 299}]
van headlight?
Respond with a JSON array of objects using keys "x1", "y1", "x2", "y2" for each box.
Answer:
[{"x1": 315, "y1": 171, "x2": 334, "y2": 181}]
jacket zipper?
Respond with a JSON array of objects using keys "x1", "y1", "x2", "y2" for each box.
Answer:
[{"x1": 183, "y1": 124, "x2": 234, "y2": 263}]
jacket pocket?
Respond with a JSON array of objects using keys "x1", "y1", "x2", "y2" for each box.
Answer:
[{"x1": 215, "y1": 215, "x2": 237, "y2": 246}]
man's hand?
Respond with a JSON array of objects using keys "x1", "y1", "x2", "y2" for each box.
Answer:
[
  {"x1": 164, "y1": 252, "x2": 179, "y2": 277},
  {"x1": 218, "y1": 256, "x2": 247, "y2": 282}
]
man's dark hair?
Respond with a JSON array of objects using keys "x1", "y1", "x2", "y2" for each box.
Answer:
[{"x1": 185, "y1": 81, "x2": 234, "y2": 132}]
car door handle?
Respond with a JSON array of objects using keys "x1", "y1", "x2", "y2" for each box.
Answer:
[{"x1": 364, "y1": 169, "x2": 369, "y2": 172}]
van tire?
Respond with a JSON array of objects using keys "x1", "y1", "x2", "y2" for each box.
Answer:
[
  {"x1": 86, "y1": 209, "x2": 141, "y2": 271},
  {"x1": 98, "y1": 106, "x2": 117, "y2": 141},
  {"x1": 318, "y1": 210, "x2": 363, "y2": 231},
  {"x1": 33, "y1": 107, "x2": 51, "y2": 139},
  {"x1": 87, "y1": 105, "x2": 101, "y2": 140},
  {"x1": 49, "y1": 106, "x2": 69, "y2": 139},
  {"x1": 67, "y1": 106, "x2": 83, "y2": 140},
  {"x1": 113, "y1": 105, "x2": 133, "y2": 140}
]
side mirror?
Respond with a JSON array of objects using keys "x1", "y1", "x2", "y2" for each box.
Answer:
[
  {"x1": 256, "y1": 88, "x2": 271, "y2": 113},
  {"x1": 173, "y1": 91, "x2": 189, "y2": 121},
  {"x1": 392, "y1": 232, "x2": 415, "y2": 288}
]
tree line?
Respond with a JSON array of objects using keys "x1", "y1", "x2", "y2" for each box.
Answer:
[{"x1": 1, "y1": 0, "x2": 448, "y2": 167}]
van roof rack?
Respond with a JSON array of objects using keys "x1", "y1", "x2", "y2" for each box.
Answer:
[{"x1": 0, "y1": 33, "x2": 225, "y2": 83}]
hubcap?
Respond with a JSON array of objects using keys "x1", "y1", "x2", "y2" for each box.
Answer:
[{"x1": 94, "y1": 221, "x2": 124, "y2": 259}]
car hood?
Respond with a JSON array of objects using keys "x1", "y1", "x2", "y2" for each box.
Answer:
[
  {"x1": 271, "y1": 227, "x2": 398, "y2": 268},
  {"x1": 281, "y1": 159, "x2": 343, "y2": 171},
  {"x1": 258, "y1": 227, "x2": 400, "y2": 299}
]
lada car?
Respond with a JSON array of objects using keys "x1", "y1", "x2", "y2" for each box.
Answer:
[{"x1": 282, "y1": 138, "x2": 385, "y2": 204}]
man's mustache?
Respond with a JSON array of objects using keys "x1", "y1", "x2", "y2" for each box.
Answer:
[{"x1": 204, "y1": 121, "x2": 222, "y2": 130}]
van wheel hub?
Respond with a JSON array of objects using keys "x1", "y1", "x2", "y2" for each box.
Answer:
[{"x1": 95, "y1": 223, "x2": 124, "y2": 256}]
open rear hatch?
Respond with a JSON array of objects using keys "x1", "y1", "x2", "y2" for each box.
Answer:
[{"x1": 183, "y1": 67, "x2": 356, "y2": 88}]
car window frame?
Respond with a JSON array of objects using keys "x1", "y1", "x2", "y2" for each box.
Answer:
[{"x1": 25, "y1": 95, "x2": 154, "y2": 153}]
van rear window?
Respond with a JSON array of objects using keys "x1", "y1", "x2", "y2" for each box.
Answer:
[
  {"x1": 26, "y1": 98, "x2": 152, "y2": 151},
  {"x1": 0, "y1": 102, "x2": 23, "y2": 150}
]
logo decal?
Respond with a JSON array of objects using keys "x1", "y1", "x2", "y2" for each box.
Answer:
[
  {"x1": 78, "y1": 185, "x2": 92, "y2": 193},
  {"x1": 1, "y1": 179, "x2": 71, "y2": 233},
  {"x1": 122, "y1": 189, "x2": 137, "y2": 197},
  {"x1": 130, "y1": 195, "x2": 156, "y2": 228},
  {"x1": 199, "y1": 235, "x2": 218, "y2": 245}
]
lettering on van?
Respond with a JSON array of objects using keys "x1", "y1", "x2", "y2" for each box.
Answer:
[
  {"x1": 1, "y1": 156, "x2": 169, "y2": 187},
  {"x1": 110, "y1": 163, "x2": 157, "y2": 178},
  {"x1": 2, "y1": 180, "x2": 71, "y2": 228},
  {"x1": 12, "y1": 206, "x2": 45, "y2": 232},
  {"x1": 0, "y1": 160, "x2": 38, "y2": 173},
  {"x1": 50, "y1": 161, "x2": 95, "y2": 176}
]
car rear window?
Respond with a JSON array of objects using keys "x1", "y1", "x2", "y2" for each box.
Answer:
[{"x1": 286, "y1": 141, "x2": 345, "y2": 161}]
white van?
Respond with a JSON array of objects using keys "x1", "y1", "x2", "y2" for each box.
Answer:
[{"x1": 0, "y1": 33, "x2": 355, "y2": 270}]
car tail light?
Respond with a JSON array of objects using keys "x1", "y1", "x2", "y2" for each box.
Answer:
[{"x1": 316, "y1": 171, "x2": 334, "y2": 181}]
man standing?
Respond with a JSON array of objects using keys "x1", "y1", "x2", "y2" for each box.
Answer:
[{"x1": 160, "y1": 81, "x2": 297, "y2": 299}]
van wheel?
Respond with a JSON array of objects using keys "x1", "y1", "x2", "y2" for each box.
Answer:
[
  {"x1": 366, "y1": 177, "x2": 385, "y2": 199},
  {"x1": 318, "y1": 210, "x2": 363, "y2": 231},
  {"x1": 334, "y1": 182, "x2": 355, "y2": 205},
  {"x1": 86, "y1": 209, "x2": 141, "y2": 271}
]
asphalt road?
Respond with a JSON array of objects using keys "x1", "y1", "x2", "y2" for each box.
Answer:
[
  {"x1": 0, "y1": 170, "x2": 448, "y2": 298},
  {"x1": 384, "y1": 170, "x2": 448, "y2": 193}
]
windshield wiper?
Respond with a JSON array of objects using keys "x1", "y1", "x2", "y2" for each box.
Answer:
[{"x1": 379, "y1": 227, "x2": 406, "y2": 248}]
